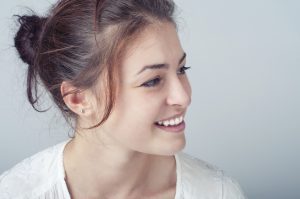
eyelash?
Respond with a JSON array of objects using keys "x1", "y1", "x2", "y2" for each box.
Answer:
[
  {"x1": 141, "y1": 66, "x2": 191, "y2": 88},
  {"x1": 177, "y1": 66, "x2": 191, "y2": 75}
]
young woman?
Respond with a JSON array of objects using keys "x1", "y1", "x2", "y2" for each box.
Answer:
[{"x1": 0, "y1": 0, "x2": 246, "y2": 198}]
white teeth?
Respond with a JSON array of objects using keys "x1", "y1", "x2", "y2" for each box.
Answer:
[
  {"x1": 180, "y1": 116, "x2": 183, "y2": 123},
  {"x1": 175, "y1": 117, "x2": 180, "y2": 124},
  {"x1": 163, "y1": 120, "x2": 170, "y2": 126},
  {"x1": 170, "y1": 119, "x2": 175, "y2": 126},
  {"x1": 157, "y1": 116, "x2": 184, "y2": 127}
]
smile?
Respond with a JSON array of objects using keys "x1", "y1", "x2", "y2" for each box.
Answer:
[{"x1": 155, "y1": 115, "x2": 184, "y2": 127}]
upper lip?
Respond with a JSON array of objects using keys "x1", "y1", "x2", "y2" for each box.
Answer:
[{"x1": 156, "y1": 113, "x2": 185, "y2": 122}]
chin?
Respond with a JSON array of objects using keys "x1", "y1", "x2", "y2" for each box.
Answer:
[{"x1": 160, "y1": 139, "x2": 186, "y2": 156}]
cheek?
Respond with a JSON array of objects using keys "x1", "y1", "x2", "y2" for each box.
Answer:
[
  {"x1": 127, "y1": 94, "x2": 163, "y2": 123},
  {"x1": 112, "y1": 91, "x2": 163, "y2": 127},
  {"x1": 107, "y1": 95, "x2": 160, "y2": 145}
]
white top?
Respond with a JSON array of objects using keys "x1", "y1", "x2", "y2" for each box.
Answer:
[{"x1": 0, "y1": 139, "x2": 247, "y2": 199}]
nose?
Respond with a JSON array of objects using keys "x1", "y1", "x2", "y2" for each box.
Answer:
[{"x1": 166, "y1": 76, "x2": 191, "y2": 108}]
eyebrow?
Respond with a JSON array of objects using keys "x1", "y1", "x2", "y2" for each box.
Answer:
[{"x1": 136, "y1": 52, "x2": 186, "y2": 75}]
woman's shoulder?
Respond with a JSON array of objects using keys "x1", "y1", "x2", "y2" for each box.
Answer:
[
  {"x1": 0, "y1": 139, "x2": 70, "y2": 198},
  {"x1": 175, "y1": 152, "x2": 247, "y2": 199}
]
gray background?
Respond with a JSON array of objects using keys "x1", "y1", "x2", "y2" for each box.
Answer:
[{"x1": 0, "y1": 0, "x2": 299, "y2": 198}]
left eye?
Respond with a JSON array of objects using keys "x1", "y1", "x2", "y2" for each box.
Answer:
[
  {"x1": 141, "y1": 76, "x2": 161, "y2": 88},
  {"x1": 177, "y1": 66, "x2": 191, "y2": 75}
]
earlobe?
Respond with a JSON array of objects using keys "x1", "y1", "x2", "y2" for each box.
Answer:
[{"x1": 60, "y1": 81, "x2": 91, "y2": 116}]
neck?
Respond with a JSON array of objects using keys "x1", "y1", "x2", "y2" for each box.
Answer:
[{"x1": 63, "y1": 133, "x2": 176, "y2": 198}]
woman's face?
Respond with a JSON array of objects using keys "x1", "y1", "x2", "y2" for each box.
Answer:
[{"x1": 96, "y1": 22, "x2": 191, "y2": 156}]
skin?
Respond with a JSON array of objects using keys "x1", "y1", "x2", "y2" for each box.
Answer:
[{"x1": 61, "y1": 22, "x2": 192, "y2": 199}]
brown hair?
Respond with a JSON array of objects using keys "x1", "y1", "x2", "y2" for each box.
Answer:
[{"x1": 14, "y1": 0, "x2": 176, "y2": 131}]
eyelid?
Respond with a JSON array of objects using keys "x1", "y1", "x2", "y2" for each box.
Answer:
[{"x1": 140, "y1": 75, "x2": 162, "y2": 88}]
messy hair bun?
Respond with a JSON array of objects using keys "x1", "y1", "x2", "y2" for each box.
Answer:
[
  {"x1": 13, "y1": 0, "x2": 176, "y2": 131},
  {"x1": 14, "y1": 15, "x2": 46, "y2": 66}
]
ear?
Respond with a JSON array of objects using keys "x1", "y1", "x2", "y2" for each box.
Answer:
[{"x1": 60, "y1": 81, "x2": 94, "y2": 116}]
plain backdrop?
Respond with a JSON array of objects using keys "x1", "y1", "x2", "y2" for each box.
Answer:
[{"x1": 1, "y1": 0, "x2": 299, "y2": 199}]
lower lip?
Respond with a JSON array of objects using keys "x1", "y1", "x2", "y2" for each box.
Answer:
[{"x1": 155, "y1": 121, "x2": 185, "y2": 133}]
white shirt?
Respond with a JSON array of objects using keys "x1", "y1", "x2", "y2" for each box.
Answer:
[{"x1": 0, "y1": 139, "x2": 247, "y2": 199}]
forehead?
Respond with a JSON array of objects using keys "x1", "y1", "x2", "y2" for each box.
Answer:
[{"x1": 121, "y1": 22, "x2": 184, "y2": 74}]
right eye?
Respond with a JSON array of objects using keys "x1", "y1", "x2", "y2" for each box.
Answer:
[{"x1": 141, "y1": 77, "x2": 161, "y2": 88}]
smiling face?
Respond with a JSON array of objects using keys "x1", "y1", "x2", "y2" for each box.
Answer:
[{"x1": 94, "y1": 22, "x2": 192, "y2": 156}]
